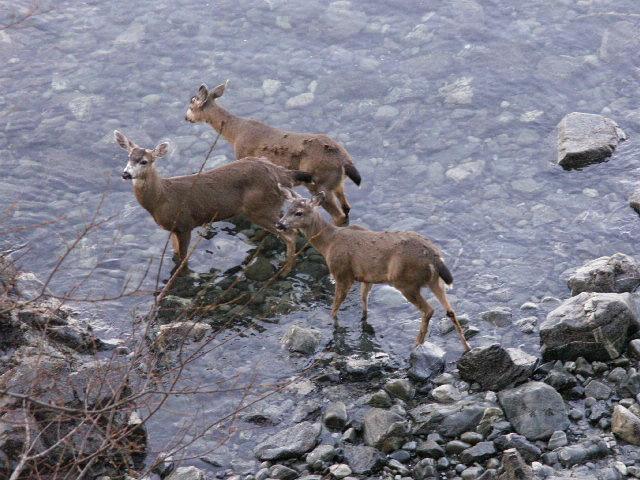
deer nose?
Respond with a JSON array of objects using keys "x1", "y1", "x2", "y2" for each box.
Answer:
[
  {"x1": 122, "y1": 171, "x2": 132, "y2": 180},
  {"x1": 275, "y1": 221, "x2": 287, "y2": 231}
]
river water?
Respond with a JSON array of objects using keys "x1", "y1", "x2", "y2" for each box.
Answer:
[{"x1": 2, "y1": 0, "x2": 640, "y2": 473}]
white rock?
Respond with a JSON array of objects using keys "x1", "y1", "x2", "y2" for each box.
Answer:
[
  {"x1": 439, "y1": 77, "x2": 474, "y2": 105},
  {"x1": 286, "y1": 92, "x2": 314, "y2": 109},
  {"x1": 262, "y1": 79, "x2": 281, "y2": 96}
]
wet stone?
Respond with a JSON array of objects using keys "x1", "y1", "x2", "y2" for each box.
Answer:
[
  {"x1": 341, "y1": 444, "x2": 384, "y2": 475},
  {"x1": 269, "y1": 464, "x2": 298, "y2": 480},
  {"x1": 362, "y1": 408, "x2": 409, "y2": 453},
  {"x1": 458, "y1": 344, "x2": 537, "y2": 391},
  {"x1": 384, "y1": 378, "x2": 415, "y2": 401},
  {"x1": 431, "y1": 384, "x2": 462, "y2": 404},
  {"x1": 281, "y1": 325, "x2": 321, "y2": 355},
  {"x1": 480, "y1": 307, "x2": 513, "y2": 327},
  {"x1": 323, "y1": 401, "x2": 347, "y2": 431},
  {"x1": 416, "y1": 440, "x2": 445, "y2": 459},
  {"x1": 567, "y1": 253, "x2": 640, "y2": 295},
  {"x1": 166, "y1": 466, "x2": 206, "y2": 480},
  {"x1": 494, "y1": 433, "x2": 542, "y2": 463},
  {"x1": 547, "y1": 430, "x2": 568, "y2": 450},
  {"x1": 305, "y1": 444, "x2": 335, "y2": 466},
  {"x1": 254, "y1": 422, "x2": 321, "y2": 460},
  {"x1": 460, "y1": 441, "x2": 496, "y2": 464},
  {"x1": 368, "y1": 390, "x2": 393, "y2": 408},
  {"x1": 584, "y1": 379, "x2": 611, "y2": 400},
  {"x1": 409, "y1": 342, "x2": 445, "y2": 381}
]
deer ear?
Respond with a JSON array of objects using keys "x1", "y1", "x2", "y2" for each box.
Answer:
[
  {"x1": 196, "y1": 84, "x2": 209, "y2": 102},
  {"x1": 152, "y1": 142, "x2": 170, "y2": 159},
  {"x1": 114, "y1": 130, "x2": 134, "y2": 152},
  {"x1": 310, "y1": 192, "x2": 325, "y2": 207},
  {"x1": 278, "y1": 183, "x2": 296, "y2": 201},
  {"x1": 209, "y1": 80, "x2": 228, "y2": 100}
]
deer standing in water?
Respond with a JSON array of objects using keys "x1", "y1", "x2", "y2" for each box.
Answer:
[
  {"x1": 114, "y1": 130, "x2": 312, "y2": 276},
  {"x1": 184, "y1": 82, "x2": 361, "y2": 226},
  {"x1": 276, "y1": 189, "x2": 470, "y2": 351}
]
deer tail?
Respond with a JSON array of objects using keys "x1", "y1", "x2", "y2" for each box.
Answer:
[
  {"x1": 291, "y1": 170, "x2": 314, "y2": 184},
  {"x1": 344, "y1": 163, "x2": 361, "y2": 186},
  {"x1": 436, "y1": 257, "x2": 453, "y2": 286}
]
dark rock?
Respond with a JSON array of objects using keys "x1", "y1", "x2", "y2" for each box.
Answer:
[
  {"x1": 498, "y1": 448, "x2": 533, "y2": 480},
  {"x1": 584, "y1": 379, "x2": 611, "y2": 400},
  {"x1": 494, "y1": 433, "x2": 542, "y2": 463},
  {"x1": 323, "y1": 401, "x2": 347, "y2": 431},
  {"x1": 460, "y1": 431, "x2": 484, "y2": 445},
  {"x1": 460, "y1": 441, "x2": 496, "y2": 464},
  {"x1": 555, "y1": 439, "x2": 609, "y2": 466},
  {"x1": 269, "y1": 464, "x2": 298, "y2": 480},
  {"x1": 458, "y1": 344, "x2": 537, "y2": 391},
  {"x1": 630, "y1": 191, "x2": 640, "y2": 216},
  {"x1": 540, "y1": 292, "x2": 639, "y2": 361},
  {"x1": 413, "y1": 458, "x2": 438, "y2": 480},
  {"x1": 362, "y1": 408, "x2": 409, "y2": 453},
  {"x1": 368, "y1": 390, "x2": 393, "y2": 408},
  {"x1": 411, "y1": 398, "x2": 492, "y2": 437},
  {"x1": 574, "y1": 356, "x2": 594, "y2": 376},
  {"x1": 409, "y1": 342, "x2": 445, "y2": 381},
  {"x1": 245, "y1": 257, "x2": 275, "y2": 281},
  {"x1": 568, "y1": 253, "x2": 640, "y2": 295},
  {"x1": 543, "y1": 368, "x2": 578, "y2": 392},
  {"x1": 416, "y1": 440, "x2": 445, "y2": 458},
  {"x1": 556, "y1": 112, "x2": 626, "y2": 169},
  {"x1": 498, "y1": 382, "x2": 568, "y2": 441},
  {"x1": 384, "y1": 378, "x2": 415, "y2": 401},
  {"x1": 342, "y1": 444, "x2": 384, "y2": 474},
  {"x1": 389, "y1": 449, "x2": 411, "y2": 463},
  {"x1": 254, "y1": 422, "x2": 321, "y2": 460},
  {"x1": 445, "y1": 440, "x2": 470, "y2": 454}
]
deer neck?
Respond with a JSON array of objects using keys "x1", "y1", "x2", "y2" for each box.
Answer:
[
  {"x1": 132, "y1": 168, "x2": 165, "y2": 215},
  {"x1": 302, "y1": 211, "x2": 337, "y2": 256},
  {"x1": 204, "y1": 102, "x2": 242, "y2": 144}
]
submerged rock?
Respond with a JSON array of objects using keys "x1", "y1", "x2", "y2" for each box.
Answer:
[
  {"x1": 498, "y1": 382, "x2": 568, "y2": 440},
  {"x1": 556, "y1": 112, "x2": 626, "y2": 169},
  {"x1": 458, "y1": 344, "x2": 537, "y2": 391},
  {"x1": 539, "y1": 292, "x2": 639, "y2": 361},
  {"x1": 254, "y1": 422, "x2": 321, "y2": 460},
  {"x1": 408, "y1": 342, "x2": 445, "y2": 381},
  {"x1": 567, "y1": 253, "x2": 640, "y2": 295}
]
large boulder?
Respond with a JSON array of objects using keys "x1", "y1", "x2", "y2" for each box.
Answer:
[
  {"x1": 411, "y1": 397, "x2": 493, "y2": 437},
  {"x1": 556, "y1": 112, "x2": 626, "y2": 169},
  {"x1": 611, "y1": 405, "x2": 640, "y2": 445},
  {"x1": 254, "y1": 422, "x2": 321, "y2": 460},
  {"x1": 567, "y1": 253, "x2": 640, "y2": 295},
  {"x1": 457, "y1": 344, "x2": 537, "y2": 391},
  {"x1": 362, "y1": 408, "x2": 409, "y2": 453},
  {"x1": 498, "y1": 382, "x2": 568, "y2": 441},
  {"x1": 539, "y1": 292, "x2": 639, "y2": 361},
  {"x1": 408, "y1": 342, "x2": 445, "y2": 381}
]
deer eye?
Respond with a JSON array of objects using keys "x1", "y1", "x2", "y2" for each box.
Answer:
[{"x1": 139, "y1": 159, "x2": 148, "y2": 165}]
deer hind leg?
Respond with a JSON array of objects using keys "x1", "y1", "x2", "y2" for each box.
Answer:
[
  {"x1": 430, "y1": 279, "x2": 470, "y2": 351},
  {"x1": 397, "y1": 285, "x2": 435, "y2": 346},
  {"x1": 360, "y1": 282, "x2": 373, "y2": 319},
  {"x1": 335, "y1": 183, "x2": 351, "y2": 217},
  {"x1": 173, "y1": 230, "x2": 192, "y2": 275},
  {"x1": 309, "y1": 181, "x2": 348, "y2": 226},
  {"x1": 331, "y1": 276, "x2": 354, "y2": 319}
]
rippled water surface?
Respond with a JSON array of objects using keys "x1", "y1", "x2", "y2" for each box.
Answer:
[{"x1": 2, "y1": 0, "x2": 640, "y2": 471}]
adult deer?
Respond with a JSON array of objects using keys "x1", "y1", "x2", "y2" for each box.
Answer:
[
  {"x1": 275, "y1": 189, "x2": 470, "y2": 351},
  {"x1": 114, "y1": 130, "x2": 312, "y2": 276},
  {"x1": 184, "y1": 81, "x2": 361, "y2": 226}
]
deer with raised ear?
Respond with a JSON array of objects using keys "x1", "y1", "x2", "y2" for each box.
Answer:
[
  {"x1": 114, "y1": 130, "x2": 313, "y2": 276},
  {"x1": 275, "y1": 188, "x2": 470, "y2": 351},
  {"x1": 184, "y1": 81, "x2": 361, "y2": 226}
]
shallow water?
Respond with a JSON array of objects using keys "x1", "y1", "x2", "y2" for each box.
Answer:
[{"x1": 2, "y1": 0, "x2": 640, "y2": 471}]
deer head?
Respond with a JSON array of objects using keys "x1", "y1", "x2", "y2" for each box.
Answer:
[
  {"x1": 114, "y1": 130, "x2": 169, "y2": 180},
  {"x1": 275, "y1": 187, "x2": 325, "y2": 232},
  {"x1": 185, "y1": 81, "x2": 228, "y2": 123}
]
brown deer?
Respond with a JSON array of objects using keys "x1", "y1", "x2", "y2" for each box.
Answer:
[
  {"x1": 114, "y1": 130, "x2": 313, "y2": 276},
  {"x1": 276, "y1": 189, "x2": 470, "y2": 351},
  {"x1": 184, "y1": 82, "x2": 361, "y2": 226}
]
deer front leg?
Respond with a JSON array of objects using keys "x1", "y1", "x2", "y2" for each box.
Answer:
[
  {"x1": 277, "y1": 230, "x2": 297, "y2": 278},
  {"x1": 175, "y1": 230, "x2": 192, "y2": 274},
  {"x1": 331, "y1": 276, "x2": 354, "y2": 319},
  {"x1": 360, "y1": 282, "x2": 372, "y2": 319}
]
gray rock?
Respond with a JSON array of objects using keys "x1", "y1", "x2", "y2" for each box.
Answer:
[
  {"x1": 547, "y1": 430, "x2": 568, "y2": 450},
  {"x1": 368, "y1": 390, "x2": 393, "y2": 408},
  {"x1": 630, "y1": 190, "x2": 640, "y2": 216},
  {"x1": 462, "y1": 466, "x2": 485, "y2": 480},
  {"x1": 245, "y1": 257, "x2": 275, "y2": 281},
  {"x1": 384, "y1": 378, "x2": 415, "y2": 401},
  {"x1": 460, "y1": 441, "x2": 496, "y2": 464},
  {"x1": 568, "y1": 253, "x2": 640, "y2": 295},
  {"x1": 584, "y1": 380, "x2": 611, "y2": 400},
  {"x1": 157, "y1": 322, "x2": 211, "y2": 349},
  {"x1": 458, "y1": 344, "x2": 537, "y2": 391},
  {"x1": 446, "y1": 439, "x2": 471, "y2": 454},
  {"x1": 342, "y1": 444, "x2": 384, "y2": 474},
  {"x1": 416, "y1": 440, "x2": 445, "y2": 459},
  {"x1": 494, "y1": 433, "x2": 542, "y2": 463},
  {"x1": 270, "y1": 464, "x2": 298, "y2": 480},
  {"x1": 498, "y1": 382, "x2": 569, "y2": 440},
  {"x1": 540, "y1": 292, "x2": 639, "y2": 361},
  {"x1": 498, "y1": 448, "x2": 533, "y2": 480},
  {"x1": 281, "y1": 325, "x2": 321, "y2": 355},
  {"x1": 556, "y1": 112, "x2": 626, "y2": 169},
  {"x1": 343, "y1": 352, "x2": 391, "y2": 378},
  {"x1": 328, "y1": 464, "x2": 351, "y2": 478},
  {"x1": 555, "y1": 438, "x2": 609, "y2": 466},
  {"x1": 305, "y1": 444, "x2": 335, "y2": 466},
  {"x1": 362, "y1": 408, "x2": 409, "y2": 453},
  {"x1": 476, "y1": 407, "x2": 505, "y2": 437},
  {"x1": 323, "y1": 401, "x2": 347, "y2": 431},
  {"x1": 460, "y1": 431, "x2": 484, "y2": 445},
  {"x1": 480, "y1": 307, "x2": 513, "y2": 327},
  {"x1": 411, "y1": 398, "x2": 492, "y2": 437},
  {"x1": 285, "y1": 92, "x2": 314, "y2": 109},
  {"x1": 413, "y1": 458, "x2": 438, "y2": 480},
  {"x1": 629, "y1": 339, "x2": 640, "y2": 359},
  {"x1": 409, "y1": 342, "x2": 445, "y2": 381},
  {"x1": 254, "y1": 422, "x2": 321, "y2": 460},
  {"x1": 431, "y1": 384, "x2": 462, "y2": 404},
  {"x1": 166, "y1": 466, "x2": 206, "y2": 480},
  {"x1": 611, "y1": 405, "x2": 640, "y2": 445}
]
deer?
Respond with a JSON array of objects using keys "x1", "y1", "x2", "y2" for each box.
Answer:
[
  {"x1": 114, "y1": 130, "x2": 313, "y2": 276},
  {"x1": 275, "y1": 189, "x2": 471, "y2": 351},
  {"x1": 184, "y1": 81, "x2": 361, "y2": 227}
]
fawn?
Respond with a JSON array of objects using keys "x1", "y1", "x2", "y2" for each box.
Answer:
[
  {"x1": 184, "y1": 82, "x2": 361, "y2": 226},
  {"x1": 275, "y1": 189, "x2": 470, "y2": 351},
  {"x1": 114, "y1": 130, "x2": 312, "y2": 276}
]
